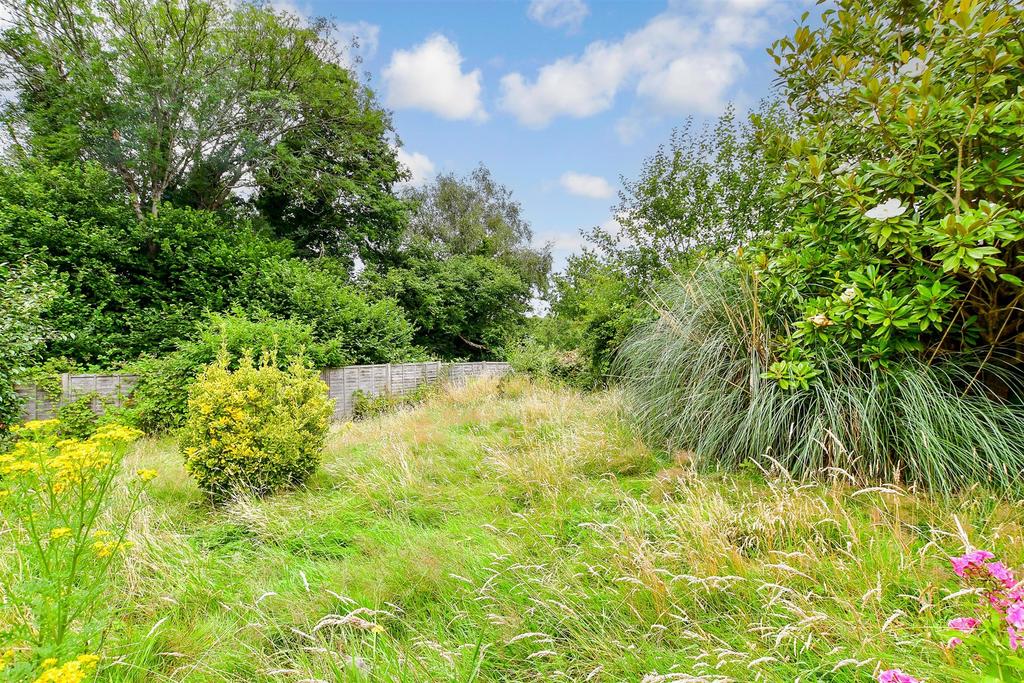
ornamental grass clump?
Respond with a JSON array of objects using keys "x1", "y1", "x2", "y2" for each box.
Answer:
[
  {"x1": 180, "y1": 351, "x2": 332, "y2": 501},
  {"x1": 0, "y1": 418, "x2": 146, "y2": 679}
]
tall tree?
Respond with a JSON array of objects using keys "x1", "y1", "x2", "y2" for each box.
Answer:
[
  {"x1": 0, "y1": 0, "x2": 404, "y2": 248},
  {"x1": 586, "y1": 102, "x2": 789, "y2": 290},
  {"x1": 399, "y1": 164, "x2": 552, "y2": 293}
]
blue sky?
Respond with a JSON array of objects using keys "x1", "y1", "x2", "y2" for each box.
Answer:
[{"x1": 298, "y1": 0, "x2": 816, "y2": 271}]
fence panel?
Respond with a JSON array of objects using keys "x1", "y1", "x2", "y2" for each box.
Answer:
[{"x1": 16, "y1": 362, "x2": 510, "y2": 423}]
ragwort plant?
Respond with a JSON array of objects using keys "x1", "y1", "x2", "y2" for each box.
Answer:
[{"x1": 0, "y1": 418, "x2": 147, "y2": 680}]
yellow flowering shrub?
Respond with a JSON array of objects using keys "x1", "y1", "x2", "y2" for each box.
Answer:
[
  {"x1": 0, "y1": 418, "x2": 147, "y2": 677},
  {"x1": 180, "y1": 351, "x2": 332, "y2": 500}
]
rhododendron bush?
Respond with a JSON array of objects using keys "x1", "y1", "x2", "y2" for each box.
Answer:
[{"x1": 756, "y1": 0, "x2": 1024, "y2": 381}]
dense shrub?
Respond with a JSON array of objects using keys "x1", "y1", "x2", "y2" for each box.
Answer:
[
  {"x1": 54, "y1": 394, "x2": 100, "y2": 439},
  {"x1": 0, "y1": 260, "x2": 62, "y2": 438},
  {"x1": 505, "y1": 337, "x2": 589, "y2": 388},
  {"x1": 351, "y1": 384, "x2": 434, "y2": 420},
  {"x1": 180, "y1": 352, "x2": 332, "y2": 500},
  {"x1": 238, "y1": 258, "x2": 419, "y2": 364},
  {"x1": 615, "y1": 263, "x2": 1024, "y2": 491},
  {"x1": 541, "y1": 255, "x2": 651, "y2": 386},
  {"x1": 126, "y1": 312, "x2": 332, "y2": 433},
  {"x1": 0, "y1": 162, "x2": 290, "y2": 364},
  {"x1": 364, "y1": 255, "x2": 532, "y2": 359},
  {"x1": 756, "y1": 0, "x2": 1024, "y2": 378}
]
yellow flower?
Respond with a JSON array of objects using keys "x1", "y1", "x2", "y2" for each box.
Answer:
[
  {"x1": 1, "y1": 648, "x2": 15, "y2": 671},
  {"x1": 33, "y1": 653, "x2": 99, "y2": 683},
  {"x1": 91, "y1": 540, "x2": 117, "y2": 558},
  {"x1": 40, "y1": 658, "x2": 57, "y2": 668},
  {"x1": 49, "y1": 527, "x2": 72, "y2": 540},
  {"x1": 90, "y1": 529, "x2": 110, "y2": 538},
  {"x1": 20, "y1": 419, "x2": 59, "y2": 433},
  {"x1": 1, "y1": 459, "x2": 40, "y2": 476},
  {"x1": 136, "y1": 468, "x2": 158, "y2": 482}
]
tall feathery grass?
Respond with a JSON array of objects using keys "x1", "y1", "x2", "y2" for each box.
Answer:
[{"x1": 613, "y1": 262, "x2": 1024, "y2": 492}]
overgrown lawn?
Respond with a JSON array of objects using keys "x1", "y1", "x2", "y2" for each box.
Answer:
[{"x1": 102, "y1": 378, "x2": 1023, "y2": 681}]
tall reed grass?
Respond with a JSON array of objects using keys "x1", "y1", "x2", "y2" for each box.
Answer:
[{"x1": 614, "y1": 262, "x2": 1024, "y2": 492}]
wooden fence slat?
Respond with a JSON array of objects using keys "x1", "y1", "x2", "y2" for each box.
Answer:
[{"x1": 15, "y1": 362, "x2": 511, "y2": 422}]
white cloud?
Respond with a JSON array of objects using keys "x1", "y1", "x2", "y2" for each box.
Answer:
[
  {"x1": 501, "y1": 1, "x2": 790, "y2": 127},
  {"x1": 395, "y1": 148, "x2": 437, "y2": 188},
  {"x1": 560, "y1": 172, "x2": 614, "y2": 199},
  {"x1": 636, "y1": 52, "x2": 745, "y2": 114},
  {"x1": 528, "y1": 0, "x2": 589, "y2": 32},
  {"x1": 383, "y1": 35, "x2": 487, "y2": 121}
]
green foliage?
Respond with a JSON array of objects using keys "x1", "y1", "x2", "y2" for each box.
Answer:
[
  {"x1": 0, "y1": 260, "x2": 62, "y2": 437},
  {"x1": 585, "y1": 102, "x2": 788, "y2": 289},
  {"x1": 544, "y1": 104, "x2": 786, "y2": 384},
  {"x1": 351, "y1": 384, "x2": 433, "y2": 420},
  {"x1": 614, "y1": 262, "x2": 1024, "y2": 492},
  {"x1": 126, "y1": 311, "x2": 338, "y2": 433},
  {"x1": 542, "y1": 254, "x2": 652, "y2": 385},
  {"x1": 1, "y1": 0, "x2": 400, "y2": 228},
  {"x1": 504, "y1": 337, "x2": 588, "y2": 387},
  {"x1": 253, "y1": 61, "x2": 408, "y2": 264},
  {"x1": 0, "y1": 161, "x2": 289, "y2": 364},
  {"x1": 239, "y1": 258, "x2": 419, "y2": 364},
  {"x1": 180, "y1": 352, "x2": 332, "y2": 500},
  {"x1": 54, "y1": 394, "x2": 100, "y2": 439},
  {"x1": 0, "y1": 420, "x2": 146, "y2": 671},
  {"x1": 364, "y1": 255, "x2": 532, "y2": 360},
  {"x1": 758, "y1": 0, "x2": 1024, "y2": 373}
]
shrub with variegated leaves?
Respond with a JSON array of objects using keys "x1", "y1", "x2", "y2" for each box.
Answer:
[{"x1": 180, "y1": 351, "x2": 332, "y2": 501}]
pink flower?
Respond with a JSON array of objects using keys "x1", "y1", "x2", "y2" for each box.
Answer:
[
  {"x1": 878, "y1": 670, "x2": 920, "y2": 683},
  {"x1": 1010, "y1": 626, "x2": 1022, "y2": 651},
  {"x1": 946, "y1": 636, "x2": 962, "y2": 649},
  {"x1": 987, "y1": 562, "x2": 1016, "y2": 589},
  {"x1": 1008, "y1": 603, "x2": 1024, "y2": 630},
  {"x1": 948, "y1": 616, "x2": 980, "y2": 633},
  {"x1": 952, "y1": 550, "x2": 995, "y2": 577}
]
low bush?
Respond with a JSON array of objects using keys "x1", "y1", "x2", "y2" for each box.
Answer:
[
  {"x1": 505, "y1": 337, "x2": 589, "y2": 388},
  {"x1": 54, "y1": 393, "x2": 100, "y2": 439},
  {"x1": 180, "y1": 352, "x2": 332, "y2": 500},
  {"x1": 615, "y1": 262, "x2": 1024, "y2": 492},
  {"x1": 126, "y1": 311, "x2": 337, "y2": 433},
  {"x1": 351, "y1": 383, "x2": 434, "y2": 420}
]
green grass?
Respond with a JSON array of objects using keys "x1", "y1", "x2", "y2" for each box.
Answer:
[{"x1": 93, "y1": 377, "x2": 1022, "y2": 681}]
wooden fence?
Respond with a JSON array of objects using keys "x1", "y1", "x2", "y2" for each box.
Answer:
[{"x1": 16, "y1": 361, "x2": 511, "y2": 423}]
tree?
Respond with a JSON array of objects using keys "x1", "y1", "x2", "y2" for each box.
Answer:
[
  {"x1": 586, "y1": 102, "x2": 789, "y2": 290},
  {"x1": 399, "y1": 164, "x2": 552, "y2": 293},
  {"x1": 0, "y1": 161, "x2": 289, "y2": 363},
  {"x1": 238, "y1": 258, "x2": 418, "y2": 364},
  {"x1": 250, "y1": 63, "x2": 408, "y2": 267},
  {"x1": 363, "y1": 255, "x2": 532, "y2": 360},
  {"x1": 0, "y1": 0, "x2": 403, "y2": 237}
]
